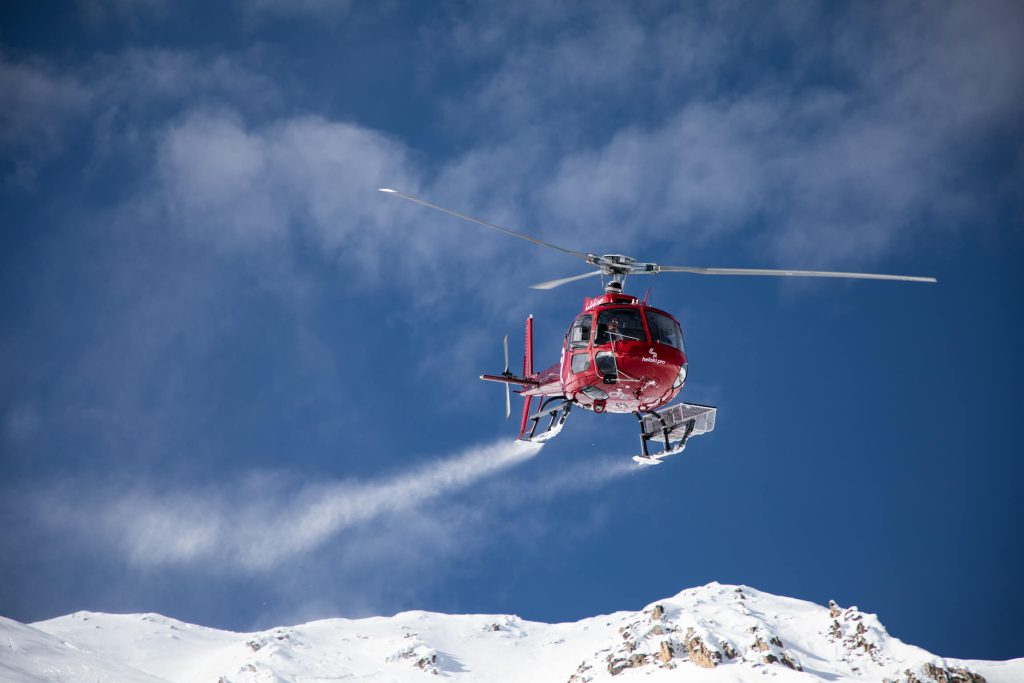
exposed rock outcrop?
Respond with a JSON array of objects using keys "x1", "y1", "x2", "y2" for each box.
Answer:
[
  {"x1": 387, "y1": 642, "x2": 440, "y2": 675},
  {"x1": 685, "y1": 628, "x2": 721, "y2": 669},
  {"x1": 896, "y1": 662, "x2": 986, "y2": 683}
]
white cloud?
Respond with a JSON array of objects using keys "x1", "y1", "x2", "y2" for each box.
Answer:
[
  {"x1": 541, "y1": 102, "x2": 771, "y2": 253},
  {"x1": 155, "y1": 109, "x2": 418, "y2": 254},
  {"x1": 0, "y1": 57, "x2": 92, "y2": 186},
  {"x1": 157, "y1": 110, "x2": 285, "y2": 247},
  {"x1": 12, "y1": 3, "x2": 1020, "y2": 273},
  {"x1": 0, "y1": 48, "x2": 280, "y2": 187},
  {"x1": 148, "y1": 106, "x2": 560, "y2": 313},
  {"x1": 434, "y1": 2, "x2": 1023, "y2": 269}
]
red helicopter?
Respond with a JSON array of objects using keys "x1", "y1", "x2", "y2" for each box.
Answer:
[{"x1": 380, "y1": 188, "x2": 936, "y2": 464}]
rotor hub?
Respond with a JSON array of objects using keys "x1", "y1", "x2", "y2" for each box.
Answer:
[{"x1": 588, "y1": 254, "x2": 657, "y2": 292}]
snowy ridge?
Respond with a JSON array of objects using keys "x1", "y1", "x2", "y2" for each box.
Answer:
[{"x1": 2, "y1": 583, "x2": 1020, "y2": 682}]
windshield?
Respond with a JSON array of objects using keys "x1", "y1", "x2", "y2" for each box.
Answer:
[
  {"x1": 595, "y1": 308, "x2": 647, "y2": 344},
  {"x1": 646, "y1": 310, "x2": 684, "y2": 350}
]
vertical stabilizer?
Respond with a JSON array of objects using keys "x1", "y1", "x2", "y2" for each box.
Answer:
[
  {"x1": 524, "y1": 315, "x2": 534, "y2": 377},
  {"x1": 519, "y1": 315, "x2": 535, "y2": 436}
]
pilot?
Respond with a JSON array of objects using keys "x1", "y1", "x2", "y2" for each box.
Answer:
[{"x1": 596, "y1": 317, "x2": 622, "y2": 346}]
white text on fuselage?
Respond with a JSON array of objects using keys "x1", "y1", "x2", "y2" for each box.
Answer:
[{"x1": 642, "y1": 348, "x2": 666, "y2": 365}]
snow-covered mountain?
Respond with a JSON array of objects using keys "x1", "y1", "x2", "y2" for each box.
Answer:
[{"x1": 3, "y1": 583, "x2": 1020, "y2": 682}]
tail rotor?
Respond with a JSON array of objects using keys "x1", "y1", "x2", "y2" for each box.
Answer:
[{"x1": 503, "y1": 334, "x2": 511, "y2": 419}]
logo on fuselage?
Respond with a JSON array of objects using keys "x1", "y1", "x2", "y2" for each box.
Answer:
[{"x1": 641, "y1": 347, "x2": 666, "y2": 365}]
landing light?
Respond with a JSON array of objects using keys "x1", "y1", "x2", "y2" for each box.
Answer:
[{"x1": 672, "y1": 364, "x2": 688, "y2": 389}]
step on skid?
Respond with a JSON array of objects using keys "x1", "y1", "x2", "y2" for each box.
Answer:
[{"x1": 632, "y1": 402, "x2": 717, "y2": 464}]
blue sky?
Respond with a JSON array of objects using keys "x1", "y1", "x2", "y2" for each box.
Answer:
[{"x1": 1, "y1": 0, "x2": 1022, "y2": 662}]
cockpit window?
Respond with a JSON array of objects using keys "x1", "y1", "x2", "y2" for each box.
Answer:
[
  {"x1": 595, "y1": 308, "x2": 647, "y2": 344},
  {"x1": 646, "y1": 310, "x2": 684, "y2": 350},
  {"x1": 568, "y1": 315, "x2": 592, "y2": 349}
]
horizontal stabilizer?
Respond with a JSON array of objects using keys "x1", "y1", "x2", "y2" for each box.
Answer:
[{"x1": 481, "y1": 374, "x2": 541, "y2": 387}]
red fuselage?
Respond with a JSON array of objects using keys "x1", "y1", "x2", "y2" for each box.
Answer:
[{"x1": 526, "y1": 292, "x2": 688, "y2": 414}]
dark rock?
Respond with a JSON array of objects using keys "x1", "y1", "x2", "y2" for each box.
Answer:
[
  {"x1": 413, "y1": 653, "x2": 437, "y2": 672},
  {"x1": 628, "y1": 653, "x2": 648, "y2": 668},
  {"x1": 782, "y1": 653, "x2": 803, "y2": 671},
  {"x1": 608, "y1": 658, "x2": 627, "y2": 676},
  {"x1": 829, "y1": 620, "x2": 843, "y2": 640}
]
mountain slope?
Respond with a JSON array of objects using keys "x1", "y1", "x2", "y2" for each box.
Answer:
[
  {"x1": 3, "y1": 583, "x2": 1020, "y2": 682},
  {"x1": 0, "y1": 615, "x2": 164, "y2": 682}
]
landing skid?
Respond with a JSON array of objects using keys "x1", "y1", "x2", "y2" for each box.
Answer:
[
  {"x1": 632, "y1": 402, "x2": 717, "y2": 465},
  {"x1": 520, "y1": 397, "x2": 572, "y2": 444}
]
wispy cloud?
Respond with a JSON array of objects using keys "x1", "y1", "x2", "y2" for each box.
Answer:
[
  {"x1": 0, "y1": 57, "x2": 92, "y2": 186},
  {"x1": 434, "y1": 1, "x2": 1023, "y2": 268}
]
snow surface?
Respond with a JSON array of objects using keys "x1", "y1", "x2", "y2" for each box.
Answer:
[{"x1": 2, "y1": 583, "x2": 1020, "y2": 682}]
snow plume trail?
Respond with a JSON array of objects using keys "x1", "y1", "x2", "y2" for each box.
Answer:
[
  {"x1": 485, "y1": 454, "x2": 640, "y2": 506},
  {"x1": 102, "y1": 440, "x2": 542, "y2": 572}
]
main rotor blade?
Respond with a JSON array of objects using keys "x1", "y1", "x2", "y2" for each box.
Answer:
[
  {"x1": 379, "y1": 188, "x2": 590, "y2": 262},
  {"x1": 655, "y1": 265, "x2": 937, "y2": 283},
  {"x1": 530, "y1": 270, "x2": 603, "y2": 290}
]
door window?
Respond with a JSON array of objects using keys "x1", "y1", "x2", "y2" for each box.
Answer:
[
  {"x1": 568, "y1": 315, "x2": 592, "y2": 349},
  {"x1": 571, "y1": 353, "x2": 591, "y2": 373}
]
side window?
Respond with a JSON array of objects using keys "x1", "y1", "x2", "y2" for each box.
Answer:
[
  {"x1": 571, "y1": 353, "x2": 591, "y2": 373},
  {"x1": 646, "y1": 311, "x2": 684, "y2": 350},
  {"x1": 568, "y1": 315, "x2": 592, "y2": 350}
]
